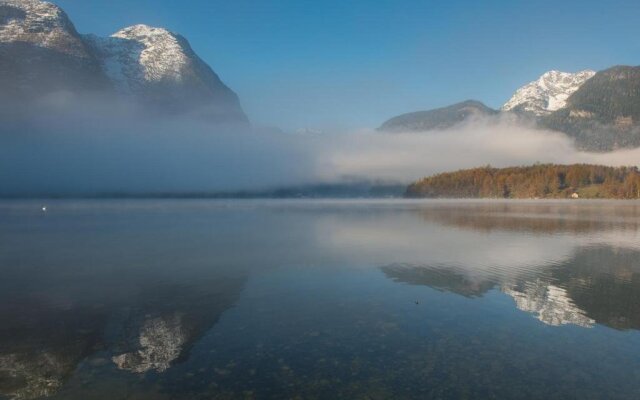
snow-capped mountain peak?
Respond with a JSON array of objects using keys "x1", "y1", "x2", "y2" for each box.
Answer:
[
  {"x1": 85, "y1": 24, "x2": 194, "y2": 93},
  {"x1": 111, "y1": 24, "x2": 190, "y2": 83},
  {"x1": 83, "y1": 22, "x2": 247, "y2": 121},
  {"x1": 0, "y1": 0, "x2": 247, "y2": 123},
  {"x1": 115, "y1": 24, "x2": 172, "y2": 38},
  {"x1": 0, "y1": 0, "x2": 67, "y2": 37},
  {"x1": 0, "y1": 0, "x2": 92, "y2": 58},
  {"x1": 502, "y1": 70, "x2": 596, "y2": 116}
]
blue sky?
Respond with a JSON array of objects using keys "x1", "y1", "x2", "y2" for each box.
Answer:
[{"x1": 57, "y1": 0, "x2": 640, "y2": 131}]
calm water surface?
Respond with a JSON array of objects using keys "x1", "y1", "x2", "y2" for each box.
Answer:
[{"x1": 1, "y1": 199, "x2": 640, "y2": 399}]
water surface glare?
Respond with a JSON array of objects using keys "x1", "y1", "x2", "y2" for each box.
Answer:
[{"x1": 1, "y1": 199, "x2": 640, "y2": 399}]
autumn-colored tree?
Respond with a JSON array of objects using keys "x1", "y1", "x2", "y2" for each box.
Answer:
[{"x1": 406, "y1": 164, "x2": 640, "y2": 199}]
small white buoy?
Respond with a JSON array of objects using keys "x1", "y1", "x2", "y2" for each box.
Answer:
[{"x1": 41, "y1": 206, "x2": 47, "y2": 212}]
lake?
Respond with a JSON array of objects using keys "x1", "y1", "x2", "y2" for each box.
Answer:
[{"x1": 1, "y1": 199, "x2": 640, "y2": 399}]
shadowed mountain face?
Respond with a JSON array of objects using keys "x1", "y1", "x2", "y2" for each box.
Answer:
[
  {"x1": 84, "y1": 25, "x2": 247, "y2": 123},
  {"x1": 378, "y1": 100, "x2": 498, "y2": 132},
  {"x1": 542, "y1": 66, "x2": 640, "y2": 151},
  {"x1": 0, "y1": 0, "x2": 110, "y2": 103},
  {"x1": 0, "y1": 0, "x2": 247, "y2": 124}
]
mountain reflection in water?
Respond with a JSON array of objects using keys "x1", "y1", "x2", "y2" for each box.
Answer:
[
  {"x1": 383, "y1": 206, "x2": 640, "y2": 330},
  {"x1": 0, "y1": 277, "x2": 245, "y2": 399},
  {"x1": 0, "y1": 199, "x2": 639, "y2": 400},
  {"x1": 382, "y1": 260, "x2": 598, "y2": 328}
]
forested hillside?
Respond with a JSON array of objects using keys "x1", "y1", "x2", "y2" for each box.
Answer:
[{"x1": 406, "y1": 164, "x2": 640, "y2": 199}]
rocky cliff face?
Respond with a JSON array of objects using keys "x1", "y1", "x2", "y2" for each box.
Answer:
[
  {"x1": 502, "y1": 70, "x2": 595, "y2": 116},
  {"x1": 0, "y1": 0, "x2": 247, "y2": 123},
  {"x1": 0, "y1": 0, "x2": 109, "y2": 101},
  {"x1": 85, "y1": 25, "x2": 247, "y2": 122}
]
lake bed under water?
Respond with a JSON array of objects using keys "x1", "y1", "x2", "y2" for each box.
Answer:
[{"x1": 1, "y1": 199, "x2": 639, "y2": 399}]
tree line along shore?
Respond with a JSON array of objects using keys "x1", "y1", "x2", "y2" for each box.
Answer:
[{"x1": 406, "y1": 164, "x2": 640, "y2": 199}]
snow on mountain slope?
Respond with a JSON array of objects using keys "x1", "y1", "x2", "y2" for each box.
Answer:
[
  {"x1": 0, "y1": 0, "x2": 109, "y2": 100},
  {"x1": 502, "y1": 70, "x2": 596, "y2": 116},
  {"x1": 86, "y1": 25, "x2": 193, "y2": 93},
  {"x1": 0, "y1": 0, "x2": 92, "y2": 58},
  {"x1": 0, "y1": 0, "x2": 247, "y2": 123},
  {"x1": 85, "y1": 24, "x2": 247, "y2": 122}
]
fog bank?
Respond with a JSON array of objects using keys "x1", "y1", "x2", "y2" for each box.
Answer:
[{"x1": 1, "y1": 107, "x2": 639, "y2": 196}]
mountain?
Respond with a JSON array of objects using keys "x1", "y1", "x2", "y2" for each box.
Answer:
[
  {"x1": 502, "y1": 70, "x2": 595, "y2": 116},
  {"x1": 379, "y1": 100, "x2": 498, "y2": 132},
  {"x1": 542, "y1": 66, "x2": 640, "y2": 151},
  {"x1": 378, "y1": 71, "x2": 594, "y2": 134},
  {"x1": 85, "y1": 25, "x2": 247, "y2": 122},
  {"x1": 0, "y1": 0, "x2": 110, "y2": 101},
  {"x1": 0, "y1": 0, "x2": 247, "y2": 123},
  {"x1": 382, "y1": 67, "x2": 640, "y2": 151}
]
